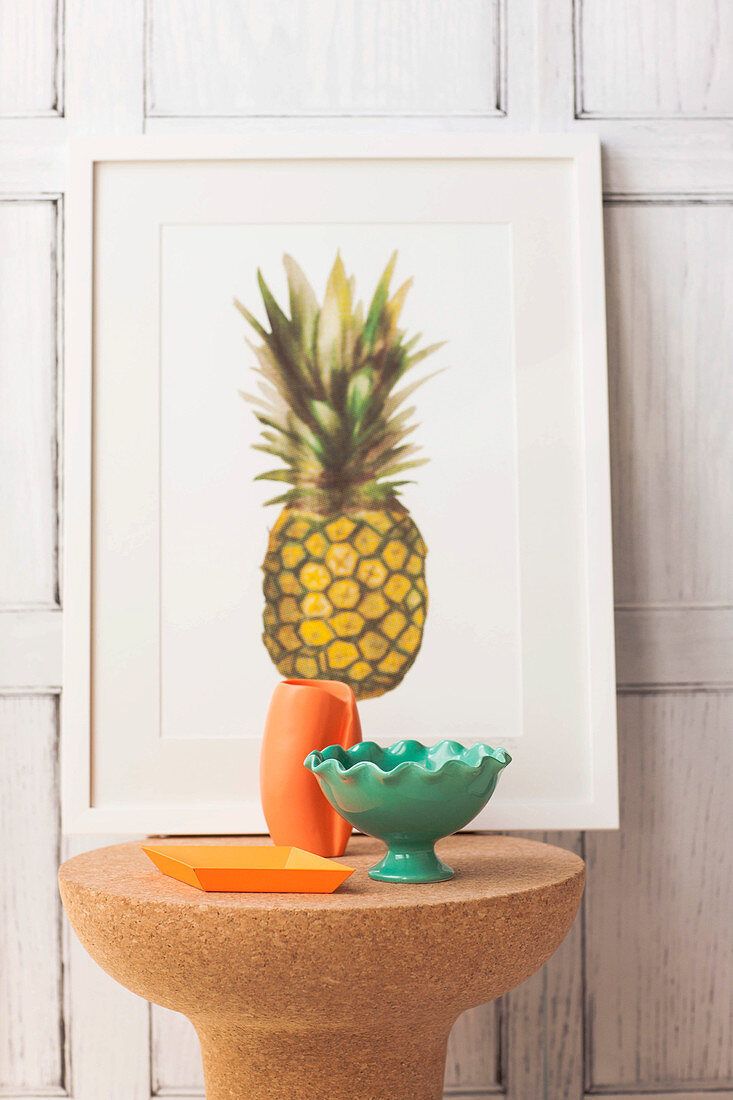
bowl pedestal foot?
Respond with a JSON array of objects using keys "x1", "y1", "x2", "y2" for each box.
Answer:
[
  {"x1": 368, "y1": 841, "x2": 454, "y2": 883},
  {"x1": 195, "y1": 1019, "x2": 451, "y2": 1100}
]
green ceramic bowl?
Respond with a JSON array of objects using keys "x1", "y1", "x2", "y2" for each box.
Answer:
[{"x1": 304, "y1": 740, "x2": 511, "y2": 883}]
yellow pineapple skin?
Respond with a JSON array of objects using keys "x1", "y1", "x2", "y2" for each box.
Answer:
[{"x1": 262, "y1": 506, "x2": 428, "y2": 700}]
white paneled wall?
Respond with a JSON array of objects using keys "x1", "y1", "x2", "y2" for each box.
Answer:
[
  {"x1": 0, "y1": 201, "x2": 59, "y2": 607},
  {"x1": 148, "y1": 0, "x2": 504, "y2": 117},
  {"x1": 0, "y1": 695, "x2": 63, "y2": 1093},
  {"x1": 606, "y1": 201, "x2": 733, "y2": 605},
  {"x1": 1, "y1": 2, "x2": 731, "y2": 1098},
  {"x1": 578, "y1": 0, "x2": 733, "y2": 118},
  {"x1": 0, "y1": 0, "x2": 60, "y2": 116},
  {"x1": 586, "y1": 693, "x2": 732, "y2": 1090}
]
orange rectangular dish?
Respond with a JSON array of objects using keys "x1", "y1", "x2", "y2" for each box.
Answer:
[{"x1": 142, "y1": 844, "x2": 354, "y2": 893}]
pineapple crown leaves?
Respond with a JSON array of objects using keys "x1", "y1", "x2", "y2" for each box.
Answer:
[{"x1": 235, "y1": 251, "x2": 445, "y2": 508}]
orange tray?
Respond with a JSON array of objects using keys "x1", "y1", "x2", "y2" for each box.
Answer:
[{"x1": 142, "y1": 844, "x2": 354, "y2": 893}]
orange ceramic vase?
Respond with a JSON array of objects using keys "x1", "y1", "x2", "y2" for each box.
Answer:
[{"x1": 260, "y1": 679, "x2": 362, "y2": 857}]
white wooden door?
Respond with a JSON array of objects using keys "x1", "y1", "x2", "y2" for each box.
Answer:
[{"x1": 1, "y1": 2, "x2": 730, "y2": 1097}]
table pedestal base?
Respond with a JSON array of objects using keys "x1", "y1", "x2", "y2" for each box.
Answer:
[
  {"x1": 195, "y1": 1020, "x2": 450, "y2": 1100},
  {"x1": 59, "y1": 836, "x2": 586, "y2": 1100}
]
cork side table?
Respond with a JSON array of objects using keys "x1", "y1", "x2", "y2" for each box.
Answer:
[{"x1": 59, "y1": 834, "x2": 584, "y2": 1100}]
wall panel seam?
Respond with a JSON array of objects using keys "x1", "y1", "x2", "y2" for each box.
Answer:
[
  {"x1": 0, "y1": 604, "x2": 62, "y2": 612},
  {"x1": 0, "y1": 687, "x2": 61, "y2": 696},
  {"x1": 617, "y1": 684, "x2": 733, "y2": 692},
  {"x1": 148, "y1": 1001, "x2": 155, "y2": 1097},
  {"x1": 55, "y1": 0, "x2": 65, "y2": 116},
  {"x1": 52, "y1": 698, "x2": 68, "y2": 1093},
  {"x1": 0, "y1": 1091, "x2": 68, "y2": 1098},
  {"x1": 0, "y1": 195, "x2": 64, "y2": 203},
  {"x1": 616, "y1": 685, "x2": 733, "y2": 696},
  {"x1": 586, "y1": 1089, "x2": 733, "y2": 1096},
  {"x1": 495, "y1": 997, "x2": 505, "y2": 1090},
  {"x1": 53, "y1": 195, "x2": 63, "y2": 607},
  {"x1": 572, "y1": 0, "x2": 584, "y2": 119},
  {"x1": 0, "y1": 110, "x2": 64, "y2": 121},
  {"x1": 144, "y1": 109, "x2": 510, "y2": 120},
  {"x1": 603, "y1": 194, "x2": 733, "y2": 206},
  {"x1": 581, "y1": 830, "x2": 589, "y2": 1096},
  {"x1": 0, "y1": 194, "x2": 61, "y2": 610},
  {"x1": 143, "y1": 0, "x2": 151, "y2": 128},
  {"x1": 615, "y1": 602, "x2": 733, "y2": 611},
  {"x1": 495, "y1": 0, "x2": 507, "y2": 116},
  {"x1": 582, "y1": 112, "x2": 733, "y2": 121}
]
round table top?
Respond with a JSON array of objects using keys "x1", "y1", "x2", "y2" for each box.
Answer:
[
  {"x1": 59, "y1": 833, "x2": 583, "y2": 913},
  {"x1": 59, "y1": 834, "x2": 585, "y2": 1028}
]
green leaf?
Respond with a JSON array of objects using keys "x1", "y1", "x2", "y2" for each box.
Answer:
[
  {"x1": 378, "y1": 442, "x2": 422, "y2": 465},
  {"x1": 237, "y1": 249, "x2": 446, "y2": 506},
  {"x1": 403, "y1": 340, "x2": 446, "y2": 373},
  {"x1": 363, "y1": 251, "x2": 397, "y2": 347},
  {"x1": 246, "y1": 338, "x2": 279, "y2": 375},
  {"x1": 253, "y1": 412, "x2": 299, "y2": 441},
  {"x1": 360, "y1": 480, "x2": 410, "y2": 500},
  {"x1": 254, "y1": 469, "x2": 300, "y2": 484},
  {"x1": 239, "y1": 387, "x2": 283, "y2": 415},
  {"x1": 233, "y1": 297, "x2": 267, "y2": 340},
  {"x1": 384, "y1": 369, "x2": 444, "y2": 416},
  {"x1": 384, "y1": 278, "x2": 413, "y2": 335},
  {"x1": 263, "y1": 490, "x2": 297, "y2": 506},
  {"x1": 317, "y1": 253, "x2": 352, "y2": 379},
  {"x1": 378, "y1": 458, "x2": 429, "y2": 477},
  {"x1": 315, "y1": 296, "x2": 341, "y2": 389},
  {"x1": 297, "y1": 422, "x2": 327, "y2": 461},
  {"x1": 258, "y1": 271, "x2": 322, "y2": 394},
  {"x1": 346, "y1": 368, "x2": 373, "y2": 421},
  {"x1": 257, "y1": 270, "x2": 290, "y2": 336},
  {"x1": 309, "y1": 399, "x2": 341, "y2": 436},
  {"x1": 326, "y1": 252, "x2": 352, "y2": 316},
  {"x1": 283, "y1": 254, "x2": 318, "y2": 345},
  {"x1": 251, "y1": 442, "x2": 294, "y2": 463},
  {"x1": 385, "y1": 405, "x2": 417, "y2": 433}
]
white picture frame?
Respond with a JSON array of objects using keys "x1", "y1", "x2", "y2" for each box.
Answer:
[{"x1": 62, "y1": 134, "x2": 618, "y2": 834}]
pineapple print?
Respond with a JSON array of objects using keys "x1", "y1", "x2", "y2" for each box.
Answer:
[{"x1": 235, "y1": 251, "x2": 443, "y2": 700}]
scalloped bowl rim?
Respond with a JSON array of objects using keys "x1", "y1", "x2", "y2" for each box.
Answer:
[{"x1": 304, "y1": 739, "x2": 511, "y2": 784}]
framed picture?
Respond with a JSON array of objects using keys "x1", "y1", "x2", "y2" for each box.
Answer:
[{"x1": 63, "y1": 134, "x2": 618, "y2": 834}]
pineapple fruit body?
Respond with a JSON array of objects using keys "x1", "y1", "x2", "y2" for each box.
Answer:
[
  {"x1": 263, "y1": 505, "x2": 427, "y2": 700},
  {"x1": 237, "y1": 249, "x2": 443, "y2": 700}
]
